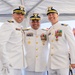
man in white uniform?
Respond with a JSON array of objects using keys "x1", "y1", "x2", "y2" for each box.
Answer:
[
  {"x1": 24, "y1": 13, "x2": 49, "y2": 75},
  {"x1": 47, "y1": 7, "x2": 75, "y2": 75},
  {"x1": 0, "y1": 5, "x2": 27, "y2": 75}
]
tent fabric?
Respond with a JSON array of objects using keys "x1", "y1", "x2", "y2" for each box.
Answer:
[{"x1": 0, "y1": 0, "x2": 75, "y2": 27}]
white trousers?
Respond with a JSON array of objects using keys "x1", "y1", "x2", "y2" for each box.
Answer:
[
  {"x1": 0, "y1": 68, "x2": 14, "y2": 75},
  {"x1": 14, "y1": 69, "x2": 24, "y2": 75},
  {"x1": 48, "y1": 68, "x2": 69, "y2": 75},
  {"x1": 24, "y1": 70, "x2": 47, "y2": 75},
  {"x1": 6, "y1": 69, "x2": 25, "y2": 75}
]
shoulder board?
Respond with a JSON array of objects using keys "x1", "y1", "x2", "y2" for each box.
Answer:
[
  {"x1": 42, "y1": 29, "x2": 47, "y2": 31},
  {"x1": 23, "y1": 28, "x2": 30, "y2": 31},
  {"x1": 61, "y1": 24, "x2": 68, "y2": 26},
  {"x1": 8, "y1": 20, "x2": 14, "y2": 23}
]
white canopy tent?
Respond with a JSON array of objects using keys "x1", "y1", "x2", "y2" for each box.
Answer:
[{"x1": 0, "y1": 0, "x2": 75, "y2": 27}]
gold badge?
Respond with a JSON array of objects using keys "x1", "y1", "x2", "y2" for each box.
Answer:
[
  {"x1": 48, "y1": 7, "x2": 53, "y2": 11},
  {"x1": 19, "y1": 6, "x2": 24, "y2": 10},
  {"x1": 33, "y1": 13, "x2": 38, "y2": 18}
]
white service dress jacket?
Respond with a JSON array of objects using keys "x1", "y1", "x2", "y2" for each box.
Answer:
[
  {"x1": 0, "y1": 19, "x2": 27, "y2": 69},
  {"x1": 24, "y1": 28, "x2": 49, "y2": 72},
  {"x1": 47, "y1": 22, "x2": 75, "y2": 69}
]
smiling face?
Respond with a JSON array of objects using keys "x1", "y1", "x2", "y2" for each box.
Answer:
[
  {"x1": 47, "y1": 13, "x2": 58, "y2": 25},
  {"x1": 30, "y1": 19, "x2": 40, "y2": 30},
  {"x1": 12, "y1": 13, "x2": 25, "y2": 23}
]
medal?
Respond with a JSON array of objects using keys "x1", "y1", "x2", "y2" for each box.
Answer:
[
  {"x1": 40, "y1": 33, "x2": 47, "y2": 45},
  {"x1": 55, "y1": 30, "x2": 62, "y2": 41}
]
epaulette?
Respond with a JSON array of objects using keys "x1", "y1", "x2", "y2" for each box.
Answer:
[
  {"x1": 8, "y1": 20, "x2": 14, "y2": 23},
  {"x1": 61, "y1": 24, "x2": 68, "y2": 26},
  {"x1": 22, "y1": 28, "x2": 30, "y2": 31},
  {"x1": 42, "y1": 28, "x2": 47, "y2": 31}
]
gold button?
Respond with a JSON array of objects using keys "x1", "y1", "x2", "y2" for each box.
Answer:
[
  {"x1": 28, "y1": 41, "x2": 31, "y2": 44},
  {"x1": 36, "y1": 56, "x2": 38, "y2": 58},
  {"x1": 51, "y1": 40, "x2": 54, "y2": 42},
  {"x1": 36, "y1": 42, "x2": 38, "y2": 44},
  {"x1": 36, "y1": 48, "x2": 38, "y2": 50}
]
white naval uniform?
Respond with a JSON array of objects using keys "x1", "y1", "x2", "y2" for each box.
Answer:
[
  {"x1": 24, "y1": 28, "x2": 49, "y2": 75},
  {"x1": 47, "y1": 22, "x2": 75, "y2": 75},
  {"x1": 0, "y1": 19, "x2": 27, "y2": 75}
]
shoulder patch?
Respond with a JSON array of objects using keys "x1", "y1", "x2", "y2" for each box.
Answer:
[
  {"x1": 8, "y1": 20, "x2": 14, "y2": 23},
  {"x1": 61, "y1": 24, "x2": 68, "y2": 26}
]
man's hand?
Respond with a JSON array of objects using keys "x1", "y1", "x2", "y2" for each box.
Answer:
[{"x1": 1, "y1": 64, "x2": 12, "y2": 75}]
